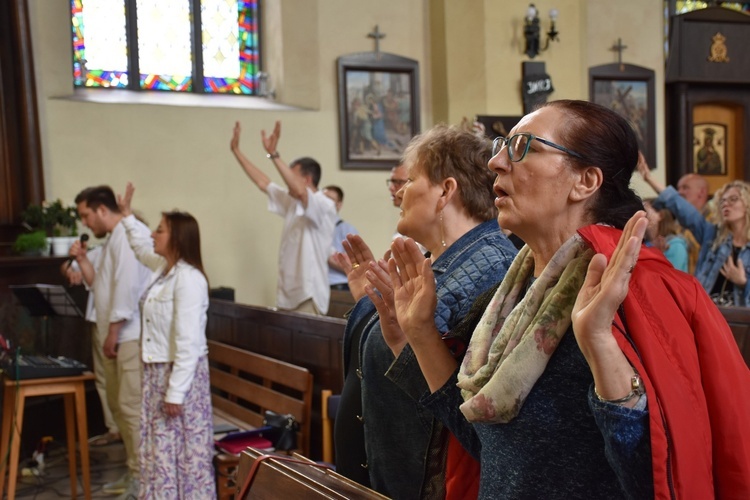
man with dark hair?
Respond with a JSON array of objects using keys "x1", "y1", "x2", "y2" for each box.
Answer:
[
  {"x1": 70, "y1": 185, "x2": 151, "y2": 498},
  {"x1": 231, "y1": 120, "x2": 337, "y2": 315},
  {"x1": 323, "y1": 185, "x2": 359, "y2": 291}
]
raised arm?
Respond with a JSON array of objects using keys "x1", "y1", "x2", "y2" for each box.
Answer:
[
  {"x1": 118, "y1": 183, "x2": 163, "y2": 271},
  {"x1": 635, "y1": 152, "x2": 665, "y2": 194},
  {"x1": 261, "y1": 121, "x2": 309, "y2": 206},
  {"x1": 572, "y1": 212, "x2": 648, "y2": 406},
  {"x1": 388, "y1": 237, "x2": 458, "y2": 393},
  {"x1": 231, "y1": 121, "x2": 271, "y2": 192}
]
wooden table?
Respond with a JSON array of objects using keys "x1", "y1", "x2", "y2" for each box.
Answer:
[{"x1": 0, "y1": 372, "x2": 95, "y2": 499}]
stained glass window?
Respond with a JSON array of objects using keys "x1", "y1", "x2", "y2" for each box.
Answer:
[
  {"x1": 668, "y1": 1, "x2": 750, "y2": 15},
  {"x1": 71, "y1": 0, "x2": 260, "y2": 95}
]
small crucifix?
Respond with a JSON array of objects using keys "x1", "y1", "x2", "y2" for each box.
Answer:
[
  {"x1": 368, "y1": 25, "x2": 386, "y2": 60},
  {"x1": 610, "y1": 38, "x2": 628, "y2": 71}
]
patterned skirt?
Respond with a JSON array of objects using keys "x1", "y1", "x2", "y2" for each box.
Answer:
[{"x1": 139, "y1": 356, "x2": 216, "y2": 499}]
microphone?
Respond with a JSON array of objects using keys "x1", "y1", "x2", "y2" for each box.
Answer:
[{"x1": 65, "y1": 234, "x2": 90, "y2": 269}]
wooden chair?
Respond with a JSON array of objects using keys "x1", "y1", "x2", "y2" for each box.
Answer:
[{"x1": 321, "y1": 390, "x2": 341, "y2": 464}]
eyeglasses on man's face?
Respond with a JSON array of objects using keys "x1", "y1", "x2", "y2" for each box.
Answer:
[
  {"x1": 386, "y1": 179, "x2": 407, "y2": 188},
  {"x1": 492, "y1": 133, "x2": 584, "y2": 162}
]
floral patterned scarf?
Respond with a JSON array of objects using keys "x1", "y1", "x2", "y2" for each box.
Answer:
[{"x1": 456, "y1": 233, "x2": 593, "y2": 423}]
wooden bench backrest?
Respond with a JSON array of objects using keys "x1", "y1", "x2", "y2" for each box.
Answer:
[{"x1": 208, "y1": 340, "x2": 313, "y2": 457}]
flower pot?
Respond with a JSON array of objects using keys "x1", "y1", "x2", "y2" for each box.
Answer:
[{"x1": 47, "y1": 236, "x2": 78, "y2": 257}]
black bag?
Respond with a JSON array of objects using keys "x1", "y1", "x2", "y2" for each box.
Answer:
[{"x1": 263, "y1": 411, "x2": 299, "y2": 451}]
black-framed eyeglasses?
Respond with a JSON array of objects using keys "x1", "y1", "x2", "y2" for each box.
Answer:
[
  {"x1": 492, "y1": 133, "x2": 585, "y2": 162},
  {"x1": 386, "y1": 179, "x2": 407, "y2": 187}
]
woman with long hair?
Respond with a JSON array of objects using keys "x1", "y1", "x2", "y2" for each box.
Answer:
[{"x1": 118, "y1": 183, "x2": 216, "y2": 498}]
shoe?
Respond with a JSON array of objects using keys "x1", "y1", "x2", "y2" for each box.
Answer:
[
  {"x1": 102, "y1": 471, "x2": 130, "y2": 495},
  {"x1": 114, "y1": 478, "x2": 139, "y2": 500},
  {"x1": 89, "y1": 431, "x2": 122, "y2": 447}
]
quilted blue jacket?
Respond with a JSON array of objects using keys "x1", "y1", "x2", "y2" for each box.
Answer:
[{"x1": 343, "y1": 220, "x2": 517, "y2": 499}]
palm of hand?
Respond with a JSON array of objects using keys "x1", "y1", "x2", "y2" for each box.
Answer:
[
  {"x1": 392, "y1": 262, "x2": 436, "y2": 337},
  {"x1": 571, "y1": 255, "x2": 628, "y2": 347}
]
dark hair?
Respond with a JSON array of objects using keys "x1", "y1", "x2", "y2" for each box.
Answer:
[
  {"x1": 402, "y1": 124, "x2": 497, "y2": 221},
  {"x1": 323, "y1": 185, "x2": 344, "y2": 202},
  {"x1": 74, "y1": 185, "x2": 119, "y2": 213},
  {"x1": 290, "y1": 157, "x2": 322, "y2": 188},
  {"x1": 162, "y1": 211, "x2": 207, "y2": 279},
  {"x1": 542, "y1": 100, "x2": 643, "y2": 229}
]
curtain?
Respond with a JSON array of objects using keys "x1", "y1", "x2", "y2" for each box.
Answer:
[{"x1": 0, "y1": 0, "x2": 44, "y2": 244}]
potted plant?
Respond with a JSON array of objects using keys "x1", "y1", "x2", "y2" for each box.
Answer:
[
  {"x1": 21, "y1": 199, "x2": 79, "y2": 237},
  {"x1": 12, "y1": 230, "x2": 49, "y2": 256},
  {"x1": 16, "y1": 199, "x2": 80, "y2": 256}
]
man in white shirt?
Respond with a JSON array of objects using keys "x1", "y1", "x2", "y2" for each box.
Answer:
[
  {"x1": 231, "y1": 120, "x2": 337, "y2": 315},
  {"x1": 63, "y1": 246, "x2": 122, "y2": 447},
  {"x1": 71, "y1": 186, "x2": 151, "y2": 498}
]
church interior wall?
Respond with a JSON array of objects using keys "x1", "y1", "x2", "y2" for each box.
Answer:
[{"x1": 28, "y1": 0, "x2": 667, "y2": 308}]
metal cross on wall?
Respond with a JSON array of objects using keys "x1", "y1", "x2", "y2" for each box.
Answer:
[
  {"x1": 368, "y1": 25, "x2": 386, "y2": 60},
  {"x1": 610, "y1": 38, "x2": 628, "y2": 71}
]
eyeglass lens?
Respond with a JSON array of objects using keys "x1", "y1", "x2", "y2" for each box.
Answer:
[
  {"x1": 493, "y1": 134, "x2": 529, "y2": 161},
  {"x1": 721, "y1": 195, "x2": 741, "y2": 206}
]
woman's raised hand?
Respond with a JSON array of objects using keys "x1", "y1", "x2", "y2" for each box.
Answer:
[
  {"x1": 364, "y1": 259, "x2": 407, "y2": 356},
  {"x1": 389, "y1": 237, "x2": 437, "y2": 346},
  {"x1": 572, "y1": 211, "x2": 648, "y2": 405},
  {"x1": 117, "y1": 182, "x2": 135, "y2": 217},
  {"x1": 573, "y1": 211, "x2": 647, "y2": 348},
  {"x1": 338, "y1": 234, "x2": 377, "y2": 301}
]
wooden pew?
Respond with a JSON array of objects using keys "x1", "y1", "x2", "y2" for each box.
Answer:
[
  {"x1": 207, "y1": 300, "x2": 346, "y2": 460},
  {"x1": 718, "y1": 305, "x2": 750, "y2": 368},
  {"x1": 208, "y1": 340, "x2": 313, "y2": 500},
  {"x1": 327, "y1": 289, "x2": 356, "y2": 319}
]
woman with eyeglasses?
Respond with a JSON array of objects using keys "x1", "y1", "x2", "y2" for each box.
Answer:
[
  {"x1": 333, "y1": 124, "x2": 518, "y2": 499},
  {"x1": 373, "y1": 100, "x2": 750, "y2": 498},
  {"x1": 639, "y1": 163, "x2": 750, "y2": 307}
]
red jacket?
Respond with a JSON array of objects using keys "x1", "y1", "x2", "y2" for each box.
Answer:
[{"x1": 579, "y1": 225, "x2": 750, "y2": 500}]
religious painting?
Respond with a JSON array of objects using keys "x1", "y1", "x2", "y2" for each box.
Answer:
[
  {"x1": 693, "y1": 123, "x2": 727, "y2": 176},
  {"x1": 589, "y1": 63, "x2": 656, "y2": 169},
  {"x1": 337, "y1": 52, "x2": 420, "y2": 169}
]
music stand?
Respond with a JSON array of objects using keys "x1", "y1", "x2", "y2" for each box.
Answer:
[{"x1": 9, "y1": 284, "x2": 84, "y2": 354}]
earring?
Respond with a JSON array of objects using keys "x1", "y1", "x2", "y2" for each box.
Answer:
[{"x1": 440, "y1": 211, "x2": 446, "y2": 247}]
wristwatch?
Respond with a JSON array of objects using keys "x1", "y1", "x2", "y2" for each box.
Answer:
[
  {"x1": 594, "y1": 373, "x2": 644, "y2": 404},
  {"x1": 266, "y1": 152, "x2": 280, "y2": 159}
]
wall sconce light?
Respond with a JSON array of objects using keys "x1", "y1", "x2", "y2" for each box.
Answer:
[{"x1": 523, "y1": 4, "x2": 560, "y2": 59}]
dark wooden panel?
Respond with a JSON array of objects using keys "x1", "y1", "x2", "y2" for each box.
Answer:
[
  {"x1": 718, "y1": 305, "x2": 750, "y2": 368},
  {"x1": 206, "y1": 300, "x2": 346, "y2": 461}
]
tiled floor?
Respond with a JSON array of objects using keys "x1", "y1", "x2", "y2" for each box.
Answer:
[{"x1": 14, "y1": 438, "x2": 128, "y2": 499}]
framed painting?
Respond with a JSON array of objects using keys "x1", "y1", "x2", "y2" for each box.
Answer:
[
  {"x1": 337, "y1": 52, "x2": 420, "y2": 170},
  {"x1": 589, "y1": 63, "x2": 656, "y2": 169},
  {"x1": 692, "y1": 122, "x2": 727, "y2": 176}
]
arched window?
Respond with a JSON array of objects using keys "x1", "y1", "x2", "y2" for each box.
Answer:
[{"x1": 70, "y1": 0, "x2": 261, "y2": 95}]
